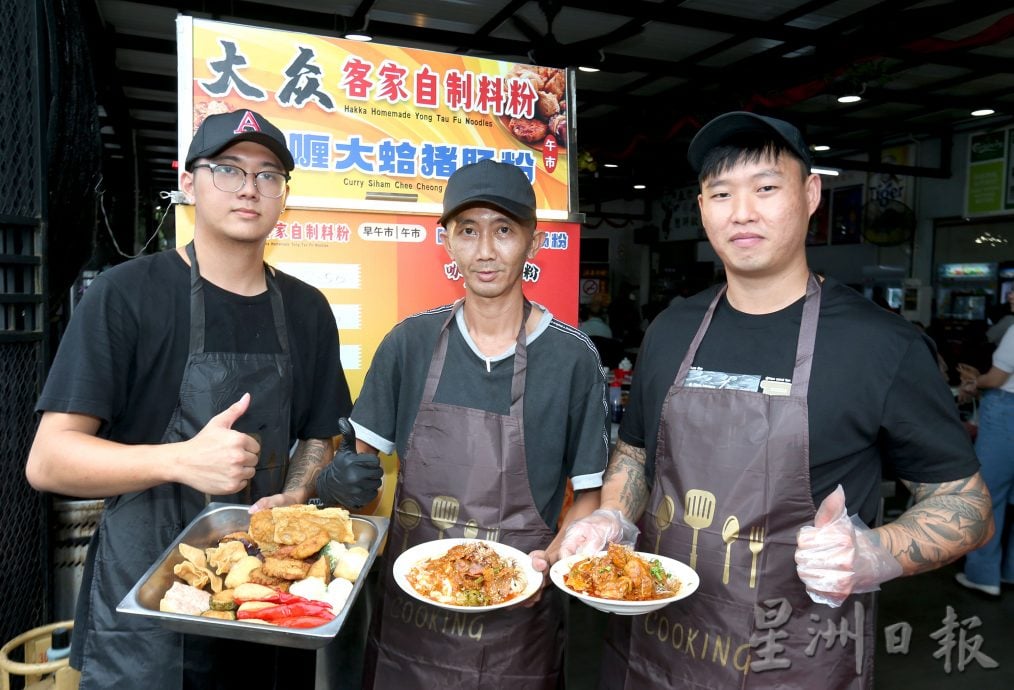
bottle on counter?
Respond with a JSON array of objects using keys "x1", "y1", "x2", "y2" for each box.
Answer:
[
  {"x1": 609, "y1": 379, "x2": 624, "y2": 423},
  {"x1": 616, "y1": 357, "x2": 633, "y2": 411}
]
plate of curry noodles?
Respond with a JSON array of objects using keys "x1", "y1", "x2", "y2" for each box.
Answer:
[
  {"x1": 393, "y1": 538, "x2": 543, "y2": 612},
  {"x1": 550, "y1": 543, "x2": 699, "y2": 615}
]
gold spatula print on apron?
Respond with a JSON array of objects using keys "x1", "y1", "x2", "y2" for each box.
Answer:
[
  {"x1": 430, "y1": 495, "x2": 460, "y2": 539},
  {"x1": 683, "y1": 489, "x2": 715, "y2": 570}
]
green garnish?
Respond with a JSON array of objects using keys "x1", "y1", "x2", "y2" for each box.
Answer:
[{"x1": 649, "y1": 559, "x2": 668, "y2": 582}]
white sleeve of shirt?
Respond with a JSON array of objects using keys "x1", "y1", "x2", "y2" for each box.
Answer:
[
  {"x1": 992, "y1": 327, "x2": 1014, "y2": 393},
  {"x1": 348, "y1": 419, "x2": 395, "y2": 456}
]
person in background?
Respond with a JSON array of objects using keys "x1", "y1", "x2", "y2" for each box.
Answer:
[
  {"x1": 558, "y1": 111, "x2": 993, "y2": 688},
  {"x1": 955, "y1": 325, "x2": 1014, "y2": 596},
  {"x1": 25, "y1": 110, "x2": 376, "y2": 689},
  {"x1": 329, "y1": 159, "x2": 609, "y2": 689},
  {"x1": 579, "y1": 293, "x2": 613, "y2": 338},
  {"x1": 986, "y1": 288, "x2": 1014, "y2": 346}
]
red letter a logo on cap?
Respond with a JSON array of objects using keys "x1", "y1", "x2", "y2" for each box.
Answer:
[{"x1": 234, "y1": 111, "x2": 262, "y2": 134}]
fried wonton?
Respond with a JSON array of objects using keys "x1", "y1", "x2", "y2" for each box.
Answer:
[
  {"x1": 178, "y1": 543, "x2": 207, "y2": 568},
  {"x1": 173, "y1": 561, "x2": 223, "y2": 593},
  {"x1": 205, "y1": 541, "x2": 248, "y2": 575}
]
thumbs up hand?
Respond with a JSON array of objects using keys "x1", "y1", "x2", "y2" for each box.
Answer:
[
  {"x1": 180, "y1": 393, "x2": 261, "y2": 495},
  {"x1": 795, "y1": 485, "x2": 903, "y2": 607}
]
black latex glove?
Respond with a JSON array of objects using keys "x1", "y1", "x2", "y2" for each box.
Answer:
[{"x1": 316, "y1": 418, "x2": 383, "y2": 508}]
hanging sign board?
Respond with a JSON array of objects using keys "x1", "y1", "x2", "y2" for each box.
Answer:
[
  {"x1": 177, "y1": 17, "x2": 574, "y2": 218},
  {"x1": 965, "y1": 127, "x2": 1014, "y2": 217}
]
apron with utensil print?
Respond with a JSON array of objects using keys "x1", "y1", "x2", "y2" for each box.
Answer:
[
  {"x1": 366, "y1": 299, "x2": 563, "y2": 690},
  {"x1": 609, "y1": 275, "x2": 875, "y2": 689},
  {"x1": 75, "y1": 242, "x2": 294, "y2": 690}
]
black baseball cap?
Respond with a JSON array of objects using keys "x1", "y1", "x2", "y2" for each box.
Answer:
[
  {"x1": 185, "y1": 109, "x2": 295, "y2": 172},
  {"x1": 687, "y1": 111, "x2": 812, "y2": 174},
  {"x1": 439, "y1": 159, "x2": 537, "y2": 227}
]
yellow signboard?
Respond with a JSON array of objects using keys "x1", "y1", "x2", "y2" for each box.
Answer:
[{"x1": 178, "y1": 17, "x2": 573, "y2": 218}]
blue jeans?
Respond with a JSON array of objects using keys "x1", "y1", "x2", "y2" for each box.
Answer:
[{"x1": 963, "y1": 389, "x2": 1014, "y2": 587}]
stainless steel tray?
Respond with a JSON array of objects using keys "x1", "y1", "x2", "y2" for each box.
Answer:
[{"x1": 117, "y1": 502, "x2": 388, "y2": 649}]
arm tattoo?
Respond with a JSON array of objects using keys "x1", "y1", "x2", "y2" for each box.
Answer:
[
  {"x1": 881, "y1": 473, "x2": 994, "y2": 574},
  {"x1": 284, "y1": 438, "x2": 332, "y2": 493},
  {"x1": 603, "y1": 440, "x2": 650, "y2": 521}
]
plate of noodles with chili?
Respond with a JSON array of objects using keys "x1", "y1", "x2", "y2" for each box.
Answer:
[
  {"x1": 393, "y1": 538, "x2": 543, "y2": 612},
  {"x1": 550, "y1": 543, "x2": 699, "y2": 615}
]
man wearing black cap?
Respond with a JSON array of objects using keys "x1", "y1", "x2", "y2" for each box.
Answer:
[
  {"x1": 559, "y1": 112, "x2": 992, "y2": 688},
  {"x1": 26, "y1": 109, "x2": 377, "y2": 689},
  {"x1": 335, "y1": 158, "x2": 609, "y2": 689}
]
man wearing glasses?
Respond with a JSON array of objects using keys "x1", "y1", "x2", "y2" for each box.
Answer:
[{"x1": 26, "y1": 110, "x2": 375, "y2": 689}]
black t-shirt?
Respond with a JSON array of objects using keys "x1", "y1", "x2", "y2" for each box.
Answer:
[
  {"x1": 37, "y1": 249, "x2": 351, "y2": 446},
  {"x1": 620, "y1": 278, "x2": 979, "y2": 524},
  {"x1": 351, "y1": 304, "x2": 609, "y2": 527}
]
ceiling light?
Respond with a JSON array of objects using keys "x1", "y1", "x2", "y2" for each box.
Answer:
[
  {"x1": 810, "y1": 166, "x2": 840, "y2": 176},
  {"x1": 603, "y1": 163, "x2": 618, "y2": 168},
  {"x1": 971, "y1": 109, "x2": 995, "y2": 117},
  {"x1": 344, "y1": 16, "x2": 373, "y2": 42},
  {"x1": 633, "y1": 184, "x2": 646, "y2": 190},
  {"x1": 811, "y1": 145, "x2": 830, "y2": 152},
  {"x1": 837, "y1": 95, "x2": 862, "y2": 104},
  {"x1": 578, "y1": 66, "x2": 600, "y2": 73}
]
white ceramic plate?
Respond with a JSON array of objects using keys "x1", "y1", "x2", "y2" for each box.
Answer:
[
  {"x1": 393, "y1": 538, "x2": 543, "y2": 612},
  {"x1": 550, "y1": 550, "x2": 699, "y2": 616}
]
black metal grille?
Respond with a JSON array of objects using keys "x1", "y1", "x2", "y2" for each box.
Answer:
[
  {"x1": 0, "y1": 0, "x2": 48, "y2": 662},
  {"x1": 0, "y1": 341, "x2": 47, "y2": 645},
  {"x1": 0, "y1": 2, "x2": 41, "y2": 220}
]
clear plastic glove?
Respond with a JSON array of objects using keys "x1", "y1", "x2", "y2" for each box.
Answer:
[
  {"x1": 795, "y1": 485, "x2": 903, "y2": 608},
  {"x1": 558, "y1": 509, "x2": 640, "y2": 559},
  {"x1": 315, "y1": 418, "x2": 383, "y2": 508}
]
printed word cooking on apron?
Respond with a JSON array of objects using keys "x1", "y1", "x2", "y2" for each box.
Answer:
[
  {"x1": 367, "y1": 299, "x2": 563, "y2": 690},
  {"x1": 75, "y1": 243, "x2": 293, "y2": 690},
  {"x1": 605, "y1": 275, "x2": 875, "y2": 690}
]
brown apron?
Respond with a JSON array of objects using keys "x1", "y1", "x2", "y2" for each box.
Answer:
[
  {"x1": 610, "y1": 275, "x2": 875, "y2": 689},
  {"x1": 75, "y1": 242, "x2": 296, "y2": 689},
  {"x1": 366, "y1": 299, "x2": 563, "y2": 690}
]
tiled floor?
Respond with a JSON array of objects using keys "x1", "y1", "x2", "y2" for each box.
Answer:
[{"x1": 875, "y1": 560, "x2": 1012, "y2": 689}]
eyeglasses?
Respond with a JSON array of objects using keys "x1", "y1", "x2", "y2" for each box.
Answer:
[{"x1": 192, "y1": 163, "x2": 289, "y2": 198}]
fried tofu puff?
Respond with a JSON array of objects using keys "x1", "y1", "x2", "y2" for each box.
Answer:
[
  {"x1": 262, "y1": 557, "x2": 311, "y2": 581},
  {"x1": 247, "y1": 569, "x2": 291, "y2": 593},
  {"x1": 249, "y1": 510, "x2": 276, "y2": 545},
  {"x1": 290, "y1": 527, "x2": 330, "y2": 560}
]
